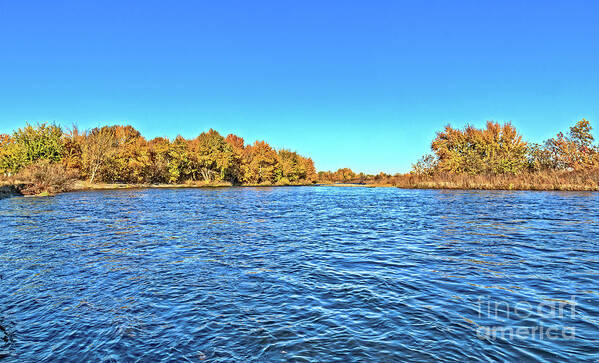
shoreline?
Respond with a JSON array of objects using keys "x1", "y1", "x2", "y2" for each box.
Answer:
[
  {"x1": 324, "y1": 183, "x2": 599, "y2": 191},
  {"x1": 0, "y1": 181, "x2": 318, "y2": 198},
  {"x1": 0, "y1": 185, "x2": 23, "y2": 199},
  {"x1": 2, "y1": 181, "x2": 598, "y2": 200},
  {"x1": 69, "y1": 181, "x2": 315, "y2": 191}
]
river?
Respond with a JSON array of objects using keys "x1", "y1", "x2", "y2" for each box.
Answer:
[{"x1": 0, "y1": 187, "x2": 598, "y2": 361}]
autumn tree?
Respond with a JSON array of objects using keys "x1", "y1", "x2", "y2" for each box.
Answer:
[
  {"x1": 192, "y1": 129, "x2": 236, "y2": 182},
  {"x1": 316, "y1": 168, "x2": 355, "y2": 183},
  {"x1": 411, "y1": 154, "x2": 438, "y2": 175},
  {"x1": 278, "y1": 149, "x2": 304, "y2": 182},
  {"x1": 300, "y1": 156, "x2": 317, "y2": 182},
  {"x1": 570, "y1": 118, "x2": 594, "y2": 149},
  {"x1": 81, "y1": 126, "x2": 117, "y2": 183},
  {"x1": 543, "y1": 119, "x2": 597, "y2": 170},
  {"x1": 0, "y1": 134, "x2": 14, "y2": 175},
  {"x1": 148, "y1": 137, "x2": 171, "y2": 183},
  {"x1": 1, "y1": 123, "x2": 318, "y2": 186},
  {"x1": 317, "y1": 171, "x2": 333, "y2": 182},
  {"x1": 334, "y1": 168, "x2": 356, "y2": 182},
  {"x1": 225, "y1": 134, "x2": 246, "y2": 184},
  {"x1": 430, "y1": 121, "x2": 528, "y2": 174},
  {"x1": 166, "y1": 136, "x2": 194, "y2": 183},
  {"x1": 242, "y1": 141, "x2": 281, "y2": 184},
  {"x1": 101, "y1": 126, "x2": 154, "y2": 183}
]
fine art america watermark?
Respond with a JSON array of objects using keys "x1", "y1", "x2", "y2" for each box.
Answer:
[{"x1": 474, "y1": 296, "x2": 577, "y2": 341}]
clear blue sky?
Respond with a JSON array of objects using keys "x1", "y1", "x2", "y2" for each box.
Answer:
[{"x1": 1, "y1": 1, "x2": 598, "y2": 173}]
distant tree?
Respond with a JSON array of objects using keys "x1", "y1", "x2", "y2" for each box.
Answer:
[
  {"x1": 1, "y1": 123, "x2": 319, "y2": 186},
  {"x1": 82, "y1": 126, "x2": 116, "y2": 183},
  {"x1": 225, "y1": 134, "x2": 246, "y2": 184},
  {"x1": 225, "y1": 134, "x2": 245, "y2": 150},
  {"x1": 300, "y1": 156, "x2": 317, "y2": 182},
  {"x1": 189, "y1": 129, "x2": 236, "y2": 182},
  {"x1": 148, "y1": 137, "x2": 171, "y2": 183},
  {"x1": 543, "y1": 119, "x2": 597, "y2": 170},
  {"x1": 317, "y1": 171, "x2": 332, "y2": 182},
  {"x1": 278, "y1": 149, "x2": 304, "y2": 182},
  {"x1": 411, "y1": 154, "x2": 438, "y2": 175},
  {"x1": 242, "y1": 141, "x2": 280, "y2": 184},
  {"x1": 0, "y1": 123, "x2": 64, "y2": 173},
  {"x1": 102, "y1": 126, "x2": 153, "y2": 183},
  {"x1": 374, "y1": 172, "x2": 389, "y2": 182},
  {"x1": 569, "y1": 118, "x2": 594, "y2": 149},
  {"x1": 431, "y1": 121, "x2": 527, "y2": 174},
  {"x1": 0, "y1": 134, "x2": 14, "y2": 175},
  {"x1": 62, "y1": 125, "x2": 84, "y2": 173},
  {"x1": 333, "y1": 168, "x2": 356, "y2": 182},
  {"x1": 568, "y1": 119, "x2": 596, "y2": 167},
  {"x1": 526, "y1": 143, "x2": 556, "y2": 171},
  {"x1": 167, "y1": 136, "x2": 193, "y2": 183}
]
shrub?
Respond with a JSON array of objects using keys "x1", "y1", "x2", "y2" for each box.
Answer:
[
  {"x1": 16, "y1": 160, "x2": 76, "y2": 195},
  {"x1": 276, "y1": 177, "x2": 291, "y2": 185},
  {"x1": 0, "y1": 123, "x2": 64, "y2": 174}
]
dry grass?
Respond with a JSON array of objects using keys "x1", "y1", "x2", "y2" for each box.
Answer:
[
  {"x1": 66, "y1": 179, "x2": 312, "y2": 192},
  {"x1": 4, "y1": 166, "x2": 599, "y2": 196},
  {"x1": 385, "y1": 168, "x2": 599, "y2": 191},
  {"x1": 12, "y1": 160, "x2": 77, "y2": 195}
]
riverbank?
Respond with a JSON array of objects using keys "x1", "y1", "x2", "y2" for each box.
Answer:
[
  {"x1": 318, "y1": 168, "x2": 599, "y2": 191},
  {"x1": 69, "y1": 180, "x2": 315, "y2": 191},
  {"x1": 70, "y1": 180, "x2": 234, "y2": 191},
  {"x1": 0, "y1": 185, "x2": 23, "y2": 199},
  {"x1": 316, "y1": 183, "x2": 396, "y2": 188},
  {"x1": 71, "y1": 176, "x2": 599, "y2": 193},
  {"x1": 0, "y1": 180, "x2": 316, "y2": 198},
  {"x1": 2, "y1": 169, "x2": 598, "y2": 200},
  {"x1": 388, "y1": 169, "x2": 599, "y2": 191}
]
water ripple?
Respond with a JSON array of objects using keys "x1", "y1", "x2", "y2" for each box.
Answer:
[{"x1": 0, "y1": 187, "x2": 598, "y2": 361}]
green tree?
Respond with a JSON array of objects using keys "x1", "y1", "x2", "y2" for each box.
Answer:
[
  {"x1": 0, "y1": 123, "x2": 64, "y2": 173},
  {"x1": 0, "y1": 134, "x2": 15, "y2": 174},
  {"x1": 192, "y1": 129, "x2": 236, "y2": 182}
]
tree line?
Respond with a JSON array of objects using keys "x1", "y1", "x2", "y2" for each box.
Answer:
[
  {"x1": 411, "y1": 119, "x2": 598, "y2": 176},
  {"x1": 1, "y1": 118, "x2": 597, "y2": 193},
  {"x1": 314, "y1": 119, "x2": 598, "y2": 187},
  {"x1": 0, "y1": 124, "x2": 317, "y2": 186}
]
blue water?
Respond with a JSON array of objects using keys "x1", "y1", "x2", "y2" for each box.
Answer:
[{"x1": 0, "y1": 186, "x2": 598, "y2": 362}]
